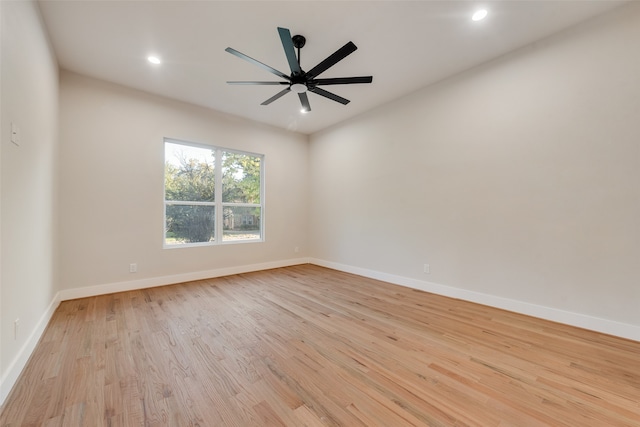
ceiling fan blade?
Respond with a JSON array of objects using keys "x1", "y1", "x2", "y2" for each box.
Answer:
[
  {"x1": 261, "y1": 88, "x2": 291, "y2": 105},
  {"x1": 306, "y1": 41, "x2": 358, "y2": 79},
  {"x1": 312, "y1": 76, "x2": 373, "y2": 85},
  {"x1": 277, "y1": 27, "x2": 302, "y2": 76},
  {"x1": 225, "y1": 47, "x2": 290, "y2": 81},
  {"x1": 227, "y1": 81, "x2": 289, "y2": 85},
  {"x1": 298, "y1": 92, "x2": 311, "y2": 112},
  {"x1": 309, "y1": 87, "x2": 350, "y2": 105}
]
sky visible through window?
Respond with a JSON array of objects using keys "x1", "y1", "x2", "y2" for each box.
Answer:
[{"x1": 165, "y1": 142, "x2": 213, "y2": 168}]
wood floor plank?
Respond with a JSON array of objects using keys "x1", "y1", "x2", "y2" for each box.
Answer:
[{"x1": 2, "y1": 264, "x2": 639, "y2": 426}]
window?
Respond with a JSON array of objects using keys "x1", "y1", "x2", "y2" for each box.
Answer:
[{"x1": 164, "y1": 138, "x2": 263, "y2": 247}]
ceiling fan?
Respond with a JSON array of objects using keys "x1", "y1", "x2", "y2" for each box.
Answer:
[{"x1": 225, "y1": 27, "x2": 373, "y2": 112}]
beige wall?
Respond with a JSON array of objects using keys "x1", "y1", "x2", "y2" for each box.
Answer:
[
  {"x1": 0, "y1": 0, "x2": 59, "y2": 400},
  {"x1": 309, "y1": 4, "x2": 640, "y2": 329},
  {"x1": 58, "y1": 72, "x2": 309, "y2": 292}
]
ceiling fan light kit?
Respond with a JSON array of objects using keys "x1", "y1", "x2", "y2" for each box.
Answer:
[
  {"x1": 290, "y1": 83, "x2": 307, "y2": 94},
  {"x1": 225, "y1": 27, "x2": 373, "y2": 113}
]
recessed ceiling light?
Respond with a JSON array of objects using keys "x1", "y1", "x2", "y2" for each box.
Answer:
[
  {"x1": 147, "y1": 56, "x2": 161, "y2": 65},
  {"x1": 472, "y1": 9, "x2": 488, "y2": 21}
]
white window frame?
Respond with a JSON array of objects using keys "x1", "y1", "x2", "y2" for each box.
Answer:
[{"x1": 163, "y1": 138, "x2": 264, "y2": 248}]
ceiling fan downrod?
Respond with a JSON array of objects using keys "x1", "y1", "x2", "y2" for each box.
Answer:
[{"x1": 292, "y1": 34, "x2": 306, "y2": 66}]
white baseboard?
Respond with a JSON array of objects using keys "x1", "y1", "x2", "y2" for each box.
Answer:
[
  {"x1": 0, "y1": 292, "x2": 62, "y2": 405},
  {"x1": 59, "y1": 257, "x2": 312, "y2": 301},
  {"x1": 309, "y1": 258, "x2": 640, "y2": 343}
]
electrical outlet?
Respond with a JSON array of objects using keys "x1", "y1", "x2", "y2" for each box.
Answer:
[
  {"x1": 129, "y1": 263, "x2": 137, "y2": 273},
  {"x1": 423, "y1": 263, "x2": 430, "y2": 274},
  {"x1": 14, "y1": 318, "x2": 19, "y2": 340},
  {"x1": 294, "y1": 246, "x2": 299, "y2": 253},
  {"x1": 11, "y1": 122, "x2": 21, "y2": 146}
]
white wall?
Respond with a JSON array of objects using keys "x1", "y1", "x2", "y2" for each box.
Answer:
[
  {"x1": 309, "y1": 4, "x2": 640, "y2": 337},
  {"x1": 58, "y1": 72, "x2": 309, "y2": 295},
  {"x1": 0, "y1": 0, "x2": 59, "y2": 403}
]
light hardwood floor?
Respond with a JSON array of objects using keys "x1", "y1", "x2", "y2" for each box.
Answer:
[{"x1": 1, "y1": 264, "x2": 639, "y2": 426}]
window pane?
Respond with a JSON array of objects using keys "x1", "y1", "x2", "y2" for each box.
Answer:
[
  {"x1": 222, "y1": 152, "x2": 261, "y2": 203},
  {"x1": 165, "y1": 204, "x2": 215, "y2": 244},
  {"x1": 165, "y1": 142, "x2": 215, "y2": 202},
  {"x1": 222, "y1": 206, "x2": 261, "y2": 241}
]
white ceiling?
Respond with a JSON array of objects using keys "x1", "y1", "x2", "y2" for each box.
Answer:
[{"x1": 38, "y1": 0, "x2": 626, "y2": 135}]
